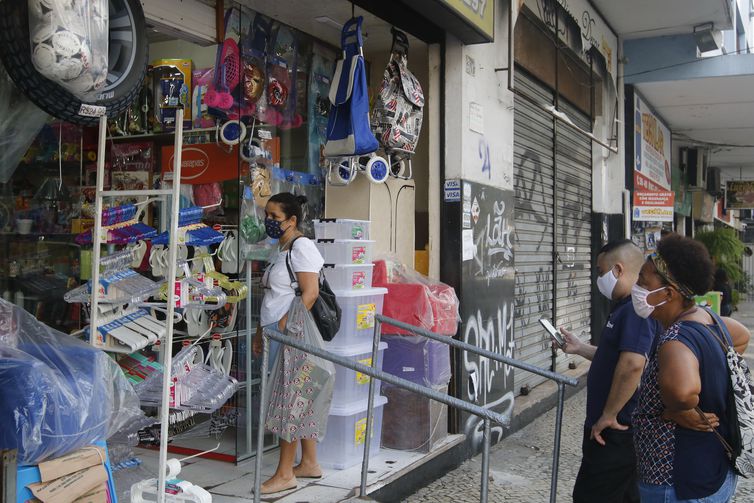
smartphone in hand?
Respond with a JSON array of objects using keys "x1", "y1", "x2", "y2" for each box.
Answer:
[{"x1": 539, "y1": 318, "x2": 565, "y2": 348}]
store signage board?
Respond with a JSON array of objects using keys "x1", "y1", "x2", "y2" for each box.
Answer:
[
  {"x1": 634, "y1": 95, "x2": 672, "y2": 191},
  {"x1": 161, "y1": 144, "x2": 239, "y2": 184},
  {"x1": 439, "y1": 0, "x2": 494, "y2": 41},
  {"x1": 725, "y1": 180, "x2": 754, "y2": 209},
  {"x1": 633, "y1": 191, "x2": 674, "y2": 222}
]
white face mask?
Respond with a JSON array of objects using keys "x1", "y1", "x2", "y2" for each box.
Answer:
[
  {"x1": 597, "y1": 268, "x2": 618, "y2": 300},
  {"x1": 631, "y1": 284, "x2": 669, "y2": 319}
]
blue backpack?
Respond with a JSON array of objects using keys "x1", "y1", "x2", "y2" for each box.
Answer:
[{"x1": 323, "y1": 17, "x2": 378, "y2": 157}]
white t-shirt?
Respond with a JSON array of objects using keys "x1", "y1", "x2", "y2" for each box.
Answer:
[{"x1": 260, "y1": 237, "x2": 324, "y2": 327}]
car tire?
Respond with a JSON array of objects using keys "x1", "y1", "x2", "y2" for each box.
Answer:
[{"x1": 0, "y1": 0, "x2": 147, "y2": 126}]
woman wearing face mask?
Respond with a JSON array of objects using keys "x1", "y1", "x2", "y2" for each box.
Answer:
[
  {"x1": 632, "y1": 234, "x2": 750, "y2": 502},
  {"x1": 252, "y1": 192, "x2": 327, "y2": 494}
]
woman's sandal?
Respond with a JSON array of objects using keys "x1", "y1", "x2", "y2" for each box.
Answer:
[
  {"x1": 260, "y1": 476, "x2": 298, "y2": 494},
  {"x1": 293, "y1": 465, "x2": 323, "y2": 479}
]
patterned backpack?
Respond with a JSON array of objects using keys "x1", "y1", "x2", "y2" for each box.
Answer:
[
  {"x1": 371, "y1": 28, "x2": 424, "y2": 157},
  {"x1": 702, "y1": 308, "x2": 754, "y2": 477}
]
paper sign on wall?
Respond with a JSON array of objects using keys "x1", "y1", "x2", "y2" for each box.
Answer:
[{"x1": 633, "y1": 191, "x2": 675, "y2": 222}]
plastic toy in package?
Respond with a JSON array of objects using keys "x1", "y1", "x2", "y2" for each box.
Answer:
[
  {"x1": 0, "y1": 298, "x2": 144, "y2": 465},
  {"x1": 28, "y1": 0, "x2": 109, "y2": 100},
  {"x1": 373, "y1": 256, "x2": 460, "y2": 336}
]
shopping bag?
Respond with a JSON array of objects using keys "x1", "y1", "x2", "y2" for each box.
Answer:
[{"x1": 264, "y1": 298, "x2": 335, "y2": 443}]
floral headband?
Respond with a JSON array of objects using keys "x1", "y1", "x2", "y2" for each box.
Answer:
[{"x1": 649, "y1": 252, "x2": 695, "y2": 300}]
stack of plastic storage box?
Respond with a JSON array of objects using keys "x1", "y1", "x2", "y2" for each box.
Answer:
[
  {"x1": 313, "y1": 219, "x2": 388, "y2": 470},
  {"x1": 373, "y1": 259, "x2": 455, "y2": 453}
]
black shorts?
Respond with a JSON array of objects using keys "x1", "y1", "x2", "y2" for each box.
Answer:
[{"x1": 572, "y1": 426, "x2": 639, "y2": 503}]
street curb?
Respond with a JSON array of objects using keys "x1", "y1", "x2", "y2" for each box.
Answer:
[{"x1": 370, "y1": 363, "x2": 589, "y2": 502}]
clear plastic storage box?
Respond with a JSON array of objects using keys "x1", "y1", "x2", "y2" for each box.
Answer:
[
  {"x1": 326, "y1": 341, "x2": 387, "y2": 405},
  {"x1": 316, "y1": 239, "x2": 375, "y2": 265},
  {"x1": 314, "y1": 219, "x2": 371, "y2": 240},
  {"x1": 318, "y1": 395, "x2": 388, "y2": 470},
  {"x1": 331, "y1": 287, "x2": 387, "y2": 346},
  {"x1": 323, "y1": 264, "x2": 374, "y2": 290}
]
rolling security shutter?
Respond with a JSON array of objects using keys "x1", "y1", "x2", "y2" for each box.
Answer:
[
  {"x1": 514, "y1": 70, "x2": 592, "y2": 391},
  {"x1": 513, "y1": 71, "x2": 556, "y2": 393},
  {"x1": 554, "y1": 99, "x2": 592, "y2": 374}
]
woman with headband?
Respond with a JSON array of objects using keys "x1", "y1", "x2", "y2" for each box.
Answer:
[{"x1": 632, "y1": 234, "x2": 750, "y2": 502}]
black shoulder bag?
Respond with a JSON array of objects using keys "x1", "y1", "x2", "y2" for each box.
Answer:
[{"x1": 285, "y1": 237, "x2": 341, "y2": 341}]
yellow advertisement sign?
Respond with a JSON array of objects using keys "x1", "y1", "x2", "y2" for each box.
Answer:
[{"x1": 440, "y1": 0, "x2": 494, "y2": 40}]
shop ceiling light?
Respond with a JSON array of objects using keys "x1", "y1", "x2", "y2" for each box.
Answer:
[{"x1": 693, "y1": 22, "x2": 722, "y2": 53}]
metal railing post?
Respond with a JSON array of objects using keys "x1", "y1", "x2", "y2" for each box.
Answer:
[
  {"x1": 360, "y1": 319, "x2": 382, "y2": 496},
  {"x1": 253, "y1": 330, "x2": 270, "y2": 503},
  {"x1": 549, "y1": 382, "x2": 566, "y2": 503},
  {"x1": 480, "y1": 418, "x2": 491, "y2": 503}
]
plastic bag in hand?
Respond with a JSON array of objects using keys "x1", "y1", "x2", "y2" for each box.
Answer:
[
  {"x1": 28, "y1": 0, "x2": 109, "y2": 99},
  {"x1": 0, "y1": 298, "x2": 143, "y2": 464},
  {"x1": 264, "y1": 298, "x2": 335, "y2": 443}
]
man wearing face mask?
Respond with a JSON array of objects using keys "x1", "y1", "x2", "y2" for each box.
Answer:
[{"x1": 558, "y1": 240, "x2": 660, "y2": 503}]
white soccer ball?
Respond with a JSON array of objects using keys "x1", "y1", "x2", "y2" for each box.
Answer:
[
  {"x1": 54, "y1": 56, "x2": 84, "y2": 81},
  {"x1": 32, "y1": 43, "x2": 57, "y2": 73},
  {"x1": 51, "y1": 29, "x2": 82, "y2": 58}
]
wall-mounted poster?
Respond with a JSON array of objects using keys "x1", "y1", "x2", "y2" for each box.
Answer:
[
  {"x1": 725, "y1": 180, "x2": 754, "y2": 209},
  {"x1": 634, "y1": 95, "x2": 672, "y2": 191}
]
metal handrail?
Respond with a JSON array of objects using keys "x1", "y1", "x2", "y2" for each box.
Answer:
[
  {"x1": 253, "y1": 315, "x2": 579, "y2": 503},
  {"x1": 376, "y1": 315, "x2": 578, "y2": 386}
]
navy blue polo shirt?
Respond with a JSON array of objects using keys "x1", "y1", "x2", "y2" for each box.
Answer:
[{"x1": 585, "y1": 296, "x2": 659, "y2": 429}]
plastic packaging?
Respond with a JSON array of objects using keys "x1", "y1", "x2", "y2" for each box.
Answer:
[
  {"x1": 0, "y1": 298, "x2": 143, "y2": 465},
  {"x1": 322, "y1": 263, "x2": 374, "y2": 290},
  {"x1": 381, "y1": 384, "x2": 448, "y2": 453},
  {"x1": 316, "y1": 239, "x2": 375, "y2": 265},
  {"x1": 330, "y1": 287, "x2": 387, "y2": 346},
  {"x1": 264, "y1": 297, "x2": 335, "y2": 443},
  {"x1": 317, "y1": 396, "x2": 387, "y2": 470},
  {"x1": 373, "y1": 257, "x2": 460, "y2": 336},
  {"x1": 28, "y1": 0, "x2": 109, "y2": 100},
  {"x1": 382, "y1": 334, "x2": 451, "y2": 386},
  {"x1": 0, "y1": 67, "x2": 49, "y2": 184},
  {"x1": 135, "y1": 345, "x2": 239, "y2": 413},
  {"x1": 326, "y1": 341, "x2": 387, "y2": 406},
  {"x1": 314, "y1": 218, "x2": 370, "y2": 240}
]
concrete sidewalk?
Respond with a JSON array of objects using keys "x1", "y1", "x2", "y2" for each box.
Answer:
[{"x1": 406, "y1": 302, "x2": 754, "y2": 502}]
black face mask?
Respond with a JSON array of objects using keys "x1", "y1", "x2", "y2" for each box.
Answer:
[{"x1": 264, "y1": 218, "x2": 287, "y2": 239}]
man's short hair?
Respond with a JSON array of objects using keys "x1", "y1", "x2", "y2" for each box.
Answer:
[{"x1": 598, "y1": 239, "x2": 635, "y2": 256}]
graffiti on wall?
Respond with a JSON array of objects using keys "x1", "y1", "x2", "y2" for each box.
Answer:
[
  {"x1": 460, "y1": 181, "x2": 516, "y2": 450},
  {"x1": 513, "y1": 143, "x2": 590, "y2": 348}
]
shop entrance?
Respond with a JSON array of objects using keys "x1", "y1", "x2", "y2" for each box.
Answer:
[{"x1": 0, "y1": 0, "x2": 442, "y2": 476}]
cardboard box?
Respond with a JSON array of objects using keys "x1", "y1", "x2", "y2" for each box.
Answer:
[{"x1": 16, "y1": 442, "x2": 116, "y2": 503}]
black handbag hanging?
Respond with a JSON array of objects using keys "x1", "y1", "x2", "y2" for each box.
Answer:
[{"x1": 285, "y1": 237, "x2": 341, "y2": 341}]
